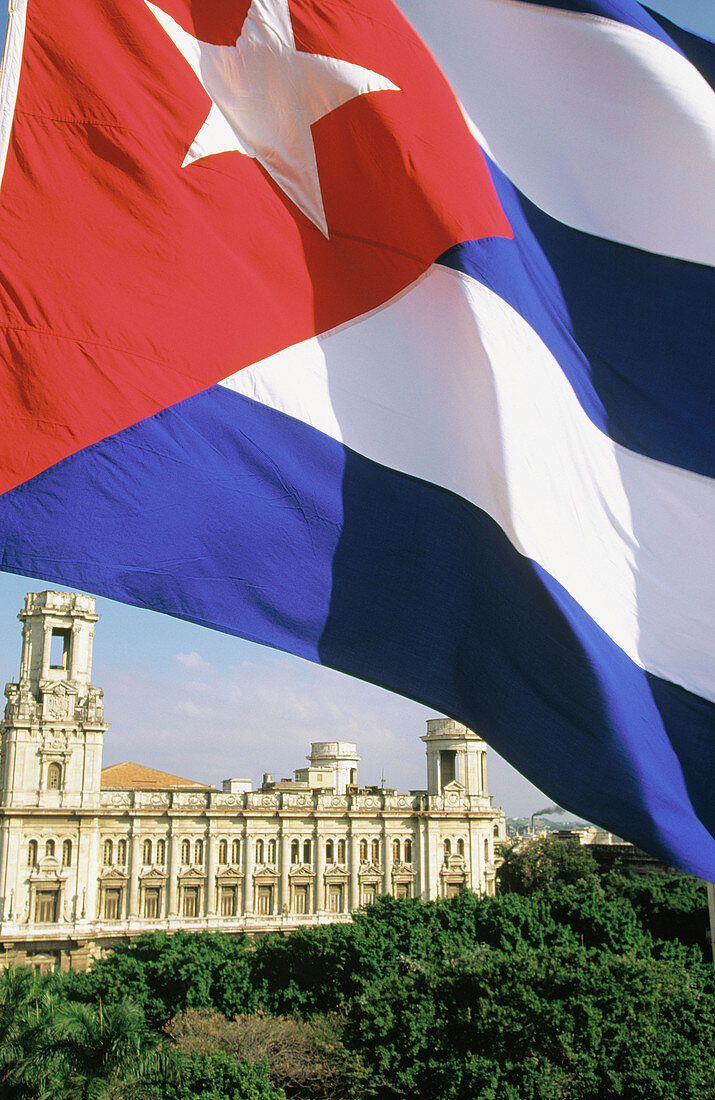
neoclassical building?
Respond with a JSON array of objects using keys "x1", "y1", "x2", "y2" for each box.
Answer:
[{"x1": 0, "y1": 591, "x2": 505, "y2": 970}]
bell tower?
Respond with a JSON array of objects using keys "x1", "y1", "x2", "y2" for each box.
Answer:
[
  {"x1": 0, "y1": 592, "x2": 107, "y2": 809},
  {"x1": 422, "y1": 717, "x2": 490, "y2": 799}
]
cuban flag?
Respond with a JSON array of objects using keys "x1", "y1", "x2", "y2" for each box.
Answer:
[{"x1": 0, "y1": 0, "x2": 712, "y2": 876}]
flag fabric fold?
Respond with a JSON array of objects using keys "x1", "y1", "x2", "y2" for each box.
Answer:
[{"x1": 0, "y1": 0, "x2": 713, "y2": 876}]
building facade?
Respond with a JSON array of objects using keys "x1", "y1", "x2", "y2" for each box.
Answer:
[{"x1": 0, "y1": 592, "x2": 505, "y2": 970}]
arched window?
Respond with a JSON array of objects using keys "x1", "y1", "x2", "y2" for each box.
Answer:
[
  {"x1": 291, "y1": 839, "x2": 300, "y2": 864},
  {"x1": 359, "y1": 839, "x2": 368, "y2": 862},
  {"x1": 325, "y1": 839, "x2": 334, "y2": 863},
  {"x1": 157, "y1": 839, "x2": 166, "y2": 865},
  {"x1": 457, "y1": 839, "x2": 465, "y2": 857},
  {"x1": 484, "y1": 838, "x2": 490, "y2": 863},
  {"x1": 181, "y1": 839, "x2": 191, "y2": 865},
  {"x1": 45, "y1": 838, "x2": 55, "y2": 859},
  {"x1": 117, "y1": 839, "x2": 127, "y2": 866},
  {"x1": 103, "y1": 839, "x2": 113, "y2": 865},
  {"x1": 47, "y1": 763, "x2": 62, "y2": 790},
  {"x1": 195, "y1": 839, "x2": 203, "y2": 865},
  {"x1": 62, "y1": 839, "x2": 72, "y2": 867},
  {"x1": 302, "y1": 839, "x2": 311, "y2": 864},
  {"x1": 267, "y1": 839, "x2": 277, "y2": 864},
  {"x1": 404, "y1": 839, "x2": 413, "y2": 864},
  {"x1": 27, "y1": 840, "x2": 38, "y2": 867},
  {"x1": 493, "y1": 824, "x2": 500, "y2": 839},
  {"x1": 443, "y1": 839, "x2": 451, "y2": 859},
  {"x1": 337, "y1": 839, "x2": 346, "y2": 864},
  {"x1": 142, "y1": 839, "x2": 152, "y2": 866},
  {"x1": 392, "y1": 839, "x2": 401, "y2": 863},
  {"x1": 371, "y1": 839, "x2": 379, "y2": 863},
  {"x1": 218, "y1": 839, "x2": 228, "y2": 865},
  {"x1": 255, "y1": 839, "x2": 264, "y2": 864},
  {"x1": 232, "y1": 838, "x2": 241, "y2": 865}
]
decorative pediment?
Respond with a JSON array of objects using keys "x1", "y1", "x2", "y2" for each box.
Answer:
[
  {"x1": 98, "y1": 867, "x2": 128, "y2": 882},
  {"x1": 442, "y1": 778, "x2": 465, "y2": 792},
  {"x1": 392, "y1": 864, "x2": 416, "y2": 877},
  {"x1": 177, "y1": 868, "x2": 205, "y2": 883},
  {"x1": 138, "y1": 867, "x2": 166, "y2": 883},
  {"x1": 324, "y1": 865, "x2": 349, "y2": 880},
  {"x1": 288, "y1": 866, "x2": 314, "y2": 880},
  {"x1": 216, "y1": 866, "x2": 243, "y2": 881},
  {"x1": 253, "y1": 866, "x2": 279, "y2": 881},
  {"x1": 358, "y1": 862, "x2": 380, "y2": 877}
]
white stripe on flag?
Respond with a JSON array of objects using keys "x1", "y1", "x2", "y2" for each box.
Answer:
[
  {"x1": 401, "y1": 0, "x2": 715, "y2": 265},
  {"x1": 221, "y1": 264, "x2": 715, "y2": 702}
]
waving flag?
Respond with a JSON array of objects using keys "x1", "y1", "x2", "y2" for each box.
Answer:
[{"x1": 0, "y1": 0, "x2": 712, "y2": 876}]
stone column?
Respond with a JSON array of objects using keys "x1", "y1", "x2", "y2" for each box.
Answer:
[
  {"x1": 349, "y1": 828, "x2": 360, "y2": 911},
  {"x1": 382, "y1": 820, "x2": 393, "y2": 897},
  {"x1": 167, "y1": 825, "x2": 179, "y2": 917},
  {"x1": 128, "y1": 827, "x2": 141, "y2": 917},
  {"x1": 41, "y1": 625, "x2": 52, "y2": 678},
  {"x1": 205, "y1": 823, "x2": 216, "y2": 916},
  {"x1": 243, "y1": 827, "x2": 254, "y2": 914},
  {"x1": 314, "y1": 823, "x2": 324, "y2": 913},
  {"x1": 279, "y1": 831, "x2": 290, "y2": 914}
]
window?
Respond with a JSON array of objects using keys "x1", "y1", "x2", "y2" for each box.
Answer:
[
  {"x1": 45, "y1": 839, "x2": 55, "y2": 859},
  {"x1": 267, "y1": 839, "x2": 276, "y2": 864},
  {"x1": 49, "y1": 628, "x2": 70, "y2": 670},
  {"x1": 218, "y1": 839, "x2": 228, "y2": 865},
  {"x1": 182, "y1": 887, "x2": 199, "y2": 918},
  {"x1": 293, "y1": 885, "x2": 309, "y2": 914},
  {"x1": 181, "y1": 839, "x2": 190, "y2": 864},
  {"x1": 371, "y1": 839, "x2": 379, "y2": 863},
  {"x1": 194, "y1": 839, "x2": 203, "y2": 865},
  {"x1": 325, "y1": 839, "x2": 334, "y2": 863},
  {"x1": 27, "y1": 840, "x2": 38, "y2": 867},
  {"x1": 393, "y1": 839, "x2": 401, "y2": 863},
  {"x1": 104, "y1": 888, "x2": 122, "y2": 920},
  {"x1": 480, "y1": 754, "x2": 487, "y2": 794},
  {"x1": 291, "y1": 839, "x2": 300, "y2": 864},
  {"x1": 446, "y1": 882, "x2": 463, "y2": 899},
  {"x1": 359, "y1": 839, "x2": 368, "y2": 863},
  {"x1": 493, "y1": 824, "x2": 500, "y2": 839},
  {"x1": 362, "y1": 884, "x2": 377, "y2": 906},
  {"x1": 440, "y1": 750, "x2": 457, "y2": 788},
  {"x1": 457, "y1": 839, "x2": 465, "y2": 857},
  {"x1": 47, "y1": 763, "x2": 62, "y2": 790},
  {"x1": 337, "y1": 839, "x2": 346, "y2": 864},
  {"x1": 220, "y1": 886, "x2": 237, "y2": 916},
  {"x1": 255, "y1": 839, "x2": 264, "y2": 864},
  {"x1": 156, "y1": 839, "x2": 166, "y2": 865},
  {"x1": 443, "y1": 839, "x2": 451, "y2": 859},
  {"x1": 484, "y1": 838, "x2": 490, "y2": 863},
  {"x1": 302, "y1": 839, "x2": 311, "y2": 864},
  {"x1": 349, "y1": 768, "x2": 357, "y2": 785},
  {"x1": 142, "y1": 839, "x2": 152, "y2": 866},
  {"x1": 395, "y1": 883, "x2": 411, "y2": 900},
  {"x1": 61, "y1": 839, "x2": 72, "y2": 867},
  {"x1": 117, "y1": 839, "x2": 127, "y2": 866},
  {"x1": 256, "y1": 885, "x2": 273, "y2": 915},
  {"x1": 231, "y1": 838, "x2": 241, "y2": 865},
  {"x1": 144, "y1": 888, "x2": 161, "y2": 919},
  {"x1": 328, "y1": 884, "x2": 343, "y2": 913},
  {"x1": 404, "y1": 839, "x2": 413, "y2": 864},
  {"x1": 103, "y1": 839, "x2": 113, "y2": 866},
  {"x1": 35, "y1": 889, "x2": 58, "y2": 923}
]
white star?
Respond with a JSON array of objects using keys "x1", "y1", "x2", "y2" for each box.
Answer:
[{"x1": 147, "y1": 0, "x2": 400, "y2": 236}]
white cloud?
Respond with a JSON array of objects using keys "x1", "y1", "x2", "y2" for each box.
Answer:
[{"x1": 174, "y1": 651, "x2": 211, "y2": 673}]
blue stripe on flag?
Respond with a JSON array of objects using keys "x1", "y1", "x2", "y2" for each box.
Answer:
[
  {"x1": 0, "y1": 385, "x2": 712, "y2": 877},
  {"x1": 438, "y1": 161, "x2": 715, "y2": 478}
]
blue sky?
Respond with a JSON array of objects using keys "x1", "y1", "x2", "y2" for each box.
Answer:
[{"x1": 0, "y1": 1, "x2": 710, "y2": 816}]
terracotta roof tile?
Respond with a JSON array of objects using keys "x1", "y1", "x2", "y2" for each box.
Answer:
[{"x1": 100, "y1": 761, "x2": 214, "y2": 790}]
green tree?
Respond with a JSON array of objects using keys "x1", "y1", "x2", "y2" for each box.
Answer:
[{"x1": 497, "y1": 836, "x2": 599, "y2": 894}]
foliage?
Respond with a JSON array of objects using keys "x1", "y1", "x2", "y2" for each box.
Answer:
[
  {"x1": 496, "y1": 836, "x2": 599, "y2": 894},
  {"x1": 1, "y1": 878, "x2": 713, "y2": 1100},
  {"x1": 72, "y1": 931, "x2": 256, "y2": 1027},
  {"x1": 166, "y1": 1008, "x2": 370, "y2": 1099}
]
